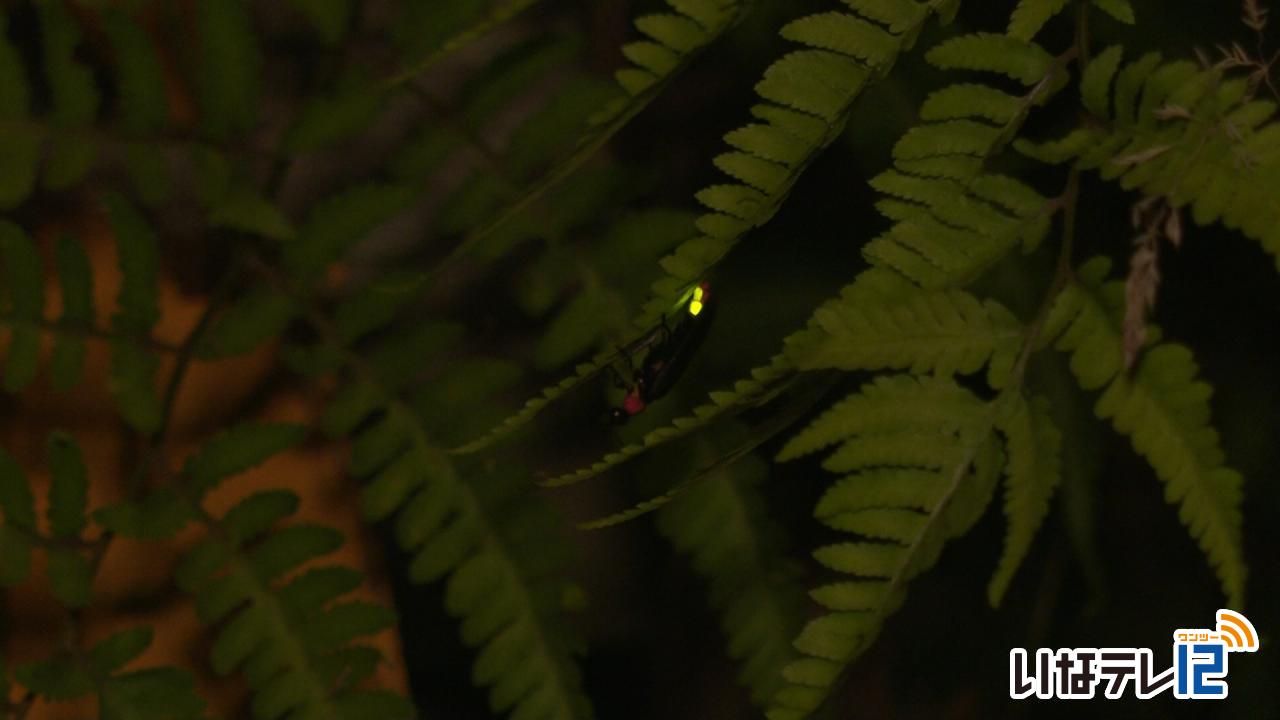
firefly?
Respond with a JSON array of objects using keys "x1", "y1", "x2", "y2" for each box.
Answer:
[{"x1": 607, "y1": 281, "x2": 714, "y2": 424}]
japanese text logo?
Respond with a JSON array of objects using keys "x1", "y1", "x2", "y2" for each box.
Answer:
[{"x1": 1010, "y1": 609, "x2": 1259, "y2": 700}]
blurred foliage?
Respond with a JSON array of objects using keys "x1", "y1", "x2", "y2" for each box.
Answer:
[{"x1": 0, "y1": 1, "x2": 1277, "y2": 719}]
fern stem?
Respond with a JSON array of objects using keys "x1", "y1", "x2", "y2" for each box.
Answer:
[
  {"x1": 1075, "y1": 0, "x2": 1092, "y2": 70},
  {"x1": 0, "y1": 117, "x2": 280, "y2": 163},
  {"x1": 0, "y1": 312, "x2": 181, "y2": 353},
  {"x1": 380, "y1": 0, "x2": 546, "y2": 90},
  {"x1": 1010, "y1": 168, "x2": 1080, "y2": 386},
  {"x1": 81, "y1": 263, "x2": 238, "y2": 599}
]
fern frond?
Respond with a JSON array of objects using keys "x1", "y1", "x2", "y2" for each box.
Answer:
[
  {"x1": 195, "y1": 0, "x2": 262, "y2": 137},
  {"x1": 386, "y1": 0, "x2": 546, "y2": 87},
  {"x1": 464, "y1": 0, "x2": 749, "y2": 244},
  {"x1": 778, "y1": 374, "x2": 988, "y2": 461},
  {"x1": 578, "y1": 377, "x2": 832, "y2": 526},
  {"x1": 321, "y1": 346, "x2": 593, "y2": 719},
  {"x1": 0, "y1": 433, "x2": 94, "y2": 606},
  {"x1": 1008, "y1": 0, "x2": 1069, "y2": 41},
  {"x1": 177, "y1": 489, "x2": 412, "y2": 720},
  {"x1": 656, "y1": 451, "x2": 805, "y2": 707},
  {"x1": 0, "y1": 445, "x2": 37, "y2": 587},
  {"x1": 14, "y1": 626, "x2": 206, "y2": 719},
  {"x1": 926, "y1": 32, "x2": 1055, "y2": 85},
  {"x1": 102, "y1": 7, "x2": 172, "y2": 205},
  {"x1": 541, "y1": 354, "x2": 795, "y2": 488},
  {"x1": 0, "y1": 212, "x2": 166, "y2": 430},
  {"x1": 0, "y1": 222, "x2": 44, "y2": 391},
  {"x1": 857, "y1": 31, "x2": 1062, "y2": 289},
  {"x1": 1092, "y1": 0, "x2": 1135, "y2": 25},
  {"x1": 793, "y1": 286, "x2": 1022, "y2": 387},
  {"x1": 988, "y1": 393, "x2": 1061, "y2": 606},
  {"x1": 40, "y1": 2, "x2": 101, "y2": 191},
  {"x1": 0, "y1": 15, "x2": 38, "y2": 209},
  {"x1": 1017, "y1": 48, "x2": 1280, "y2": 268},
  {"x1": 1043, "y1": 256, "x2": 1246, "y2": 605},
  {"x1": 377, "y1": 441, "x2": 592, "y2": 719},
  {"x1": 768, "y1": 375, "x2": 1003, "y2": 719},
  {"x1": 639, "y1": 0, "x2": 958, "y2": 326},
  {"x1": 454, "y1": 1, "x2": 965, "y2": 454},
  {"x1": 104, "y1": 195, "x2": 164, "y2": 434},
  {"x1": 49, "y1": 234, "x2": 95, "y2": 389}
]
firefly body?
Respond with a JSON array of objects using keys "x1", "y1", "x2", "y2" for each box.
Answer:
[{"x1": 608, "y1": 282, "x2": 714, "y2": 424}]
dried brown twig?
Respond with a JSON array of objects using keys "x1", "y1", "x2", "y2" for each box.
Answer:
[{"x1": 1123, "y1": 197, "x2": 1183, "y2": 369}]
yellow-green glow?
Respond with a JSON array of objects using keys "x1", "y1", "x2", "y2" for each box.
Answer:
[{"x1": 687, "y1": 285, "x2": 705, "y2": 316}]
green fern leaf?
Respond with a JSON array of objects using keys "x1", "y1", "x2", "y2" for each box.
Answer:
[
  {"x1": 795, "y1": 287, "x2": 1021, "y2": 385},
  {"x1": 40, "y1": 3, "x2": 100, "y2": 190},
  {"x1": 988, "y1": 394, "x2": 1061, "y2": 605},
  {"x1": 285, "y1": 183, "x2": 416, "y2": 281},
  {"x1": 0, "y1": 447, "x2": 36, "y2": 534},
  {"x1": 0, "y1": 446, "x2": 35, "y2": 586},
  {"x1": 657, "y1": 450, "x2": 805, "y2": 706},
  {"x1": 103, "y1": 12, "x2": 170, "y2": 205},
  {"x1": 859, "y1": 38, "x2": 1058, "y2": 288},
  {"x1": 208, "y1": 191, "x2": 297, "y2": 241},
  {"x1": 542, "y1": 354, "x2": 794, "y2": 487},
  {"x1": 1008, "y1": 0, "x2": 1069, "y2": 40},
  {"x1": 1097, "y1": 347, "x2": 1245, "y2": 605},
  {"x1": 778, "y1": 375, "x2": 987, "y2": 461},
  {"x1": 770, "y1": 374, "x2": 1002, "y2": 719},
  {"x1": 465, "y1": 0, "x2": 746, "y2": 245},
  {"x1": 196, "y1": 0, "x2": 262, "y2": 136},
  {"x1": 88, "y1": 628, "x2": 153, "y2": 675},
  {"x1": 637, "y1": 0, "x2": 955, "y2": 323},
  {"x1": 105, "y1": 195, "x2": 160, "y2": 334},
  {"x1": 925, "y1": 33, "x2": 1054, "y2": 85},
  {"x1": 199, "y1": 287, "x2": 299, "y2": 359},
  {"x1": 46, "y1": 432, "x2": 87, "y2": 539},
  {"x1": 919, "y1": 83, "x2": 1023, "y2": 124},
  {"x1": 183, "y1": 422, "x2": 309, "y2": 494},
  {"x1": 841, "y1": 0, "x2": 930, "y2": 34},
  {"x1": 94, "y1": 489, "x2": 194, "y2": 540},
  {"x1": 103, "y1": 195, "x2": 162, "y2": 433},
  {"x1": 284, "y1": 72, "x2": 384, "y2": 153},
  {"x1": 321, "y1": 339, "x2": 593, "y2": 719},
  {"x1": 49, "y1": 235, "x2": 94, "y2": 389},
  {"x1": 781, "y1": 13, "x2": 899, "y2": 70},
  {"x1": 332, "y1": 271, "x2": 429, "y2": 344},
  {"x1": 179, "y1": 489, "x2": 407, "y2": 719},
  {"x1": 392, "y1": 460, "x2": 594, "y2": 718},
  {"x1": 1045, "y1": 257, "x2": 1246, "y2": 605},
  {"x1": 99, "y1": 667, "x2": 207, "y2": 720},
  {"x1": 0, "y1": 16, "x2": 38, "y2": 209},
  {"x1": 467, "y1": 1, "x2": 962, "y2": 446},
  {"x1": 14, "y1": 654, "x2": 94, "y2": 700},
  {"x1": 17, "y1": 627, "x2": 207, "y2": 718},
  {"x1": 0, "y1": 222, "x2": 43, "y2": 391},
  {"x1": 1020, "y1": 54, "x2": 1280, "y2": 267},
  {"x1": 1081, "y1": 44, "x2": 1123, "y2": 117},
  {"x1": 0, "y1": 523, "x2": 31, "y2": 586},
  {"x1": 1092, "y1": 0, "x2": 1135, "y2": 24},
  {"x1": 103, "y1": 10, "x2": 168, "y2": 134}
]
